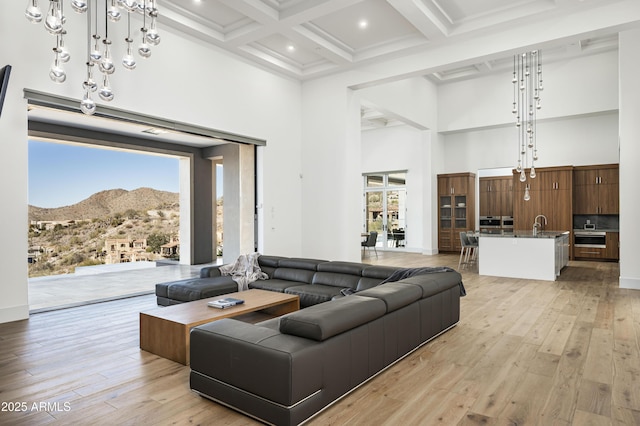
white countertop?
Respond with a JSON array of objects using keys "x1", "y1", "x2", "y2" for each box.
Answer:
[{"x1": 479, "y1": 231, "x2": 570, "y2": 239}]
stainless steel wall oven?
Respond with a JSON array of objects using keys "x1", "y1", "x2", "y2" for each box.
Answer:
[{"x1": 574, "y1": 231, "x2": 606, "y2": 248}]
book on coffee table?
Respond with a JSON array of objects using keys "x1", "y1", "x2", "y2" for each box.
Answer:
[{"x1": 207, "y1": 297, "x2": 245, "y2": 309}]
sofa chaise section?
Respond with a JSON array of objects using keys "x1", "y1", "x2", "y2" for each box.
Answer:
[{"x1": 155, "y1": 264, "x2": 237, "y2": 306}]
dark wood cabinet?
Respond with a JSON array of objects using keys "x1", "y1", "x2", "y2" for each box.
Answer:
[
  {"x1": 479, "y1": 177, "x2": 513, "y2": 217},
  {"x1": 438, "y1": 173, "x2": 475, "y2": 252},
  {"x1": 513, "y1": 166, "x2": 573, "y2": 233},
  {"x1": 573, "y1": 164, "x2": 619, "y2": 214},
  {"x1": 605, "y1": 232, "x2": 619, "y2": 260}
]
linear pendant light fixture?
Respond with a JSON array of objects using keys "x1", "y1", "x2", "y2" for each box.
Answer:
[
  {"x1": 512, "y1": 50, "x2": 543, "y2": 201},
  {"x1": 25, "y1": 0, "x2": 161, "y2": 115}
]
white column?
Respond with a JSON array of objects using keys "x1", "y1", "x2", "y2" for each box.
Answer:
[{"x1": 619, "y1": 29, "x2": 640, "y2": 290}]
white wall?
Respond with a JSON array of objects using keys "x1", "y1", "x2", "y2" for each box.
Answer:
[
  {"x1": 300, "y1": 73, "x2": 364, "y2": 261},
  {"x1": 619, "y1": 29, "x2": 640, "y2": 289},
  {"x1": 438, "y1": 50, "x2": 619, "y2": 132},
  {"x1": 361, "y1": 125, "x2": 425, "y2": 252},
  {"x1": 442, "y1": 112, "x2": 620, "y2": 173},
  {"x1": 357, "y1": 77, "x2": 440, "y2": 254},
  {"x1": 0, "y1": 3, "x2": 303, "y2": 322}
]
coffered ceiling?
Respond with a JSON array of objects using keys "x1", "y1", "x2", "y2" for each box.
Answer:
[
  {"x1": 28, "y1": 0, "x2": 629, "y2": 143},
  {"x1": 161, "y1": 0, "x2": 620, "y2": 83}
]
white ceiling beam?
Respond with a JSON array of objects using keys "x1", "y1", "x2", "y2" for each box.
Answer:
[
  {"x1": 387, "y1": 0, "x2": 450, "y2": 40},
  {"x1": 287, "y1": 26, "x2": 353, "y2": 64}
]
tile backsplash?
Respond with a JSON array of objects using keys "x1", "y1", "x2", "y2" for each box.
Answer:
[{"x1": 573, "y1": 215, "x2": 619, "y2": 230}]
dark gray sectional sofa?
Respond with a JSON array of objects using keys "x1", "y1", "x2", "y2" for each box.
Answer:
[
  {"x1": 156, "y1": 255, "x2": 400, "y2": 307},
  {"x1": 188, "y1": 255, "x2": 464, "y2": 426}
]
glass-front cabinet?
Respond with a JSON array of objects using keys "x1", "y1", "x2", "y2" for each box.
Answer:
[{"x1": 437, "y1": 173, "x2": 475, "y2": 252}]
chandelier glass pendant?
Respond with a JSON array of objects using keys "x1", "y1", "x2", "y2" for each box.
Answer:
[
  {"x1": 24, "y1": 0, "x2": 161, "y2": 116},
  {"x1": 512, "y1": 50, "x2": 543, "y2": 201}
]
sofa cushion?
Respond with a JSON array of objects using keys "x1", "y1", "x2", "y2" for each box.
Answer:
[
  {"x1": 356, "y1": 277, "x2": 384, "y2": 291},
  {"x1": 362, "y1": 265, "x2": 400, "y2": 279},
  {"x1": 272, "y1": 268, "x2": 316, "y2": 284},
  {"x1": 397, "y1": 272, "x2": 462, "y2": 298},
  {"x1": 278, "y1": 258, "x2": 327, "y2": 271},
  {"x1": 311, "y1": 271, "x2": 360, "y2": 289},
  {"x1": 199, "y1": 265, "x2": 223, "y2": 278},
  {"x1": 356, "y1": 282, "x2": 422, "y2": 313},
  {"x1": 284, "y1": 284, "x2": 347, "y2": 307},
  {"x1": 249, "y1": 278, "x2": 301, "y2": 293},
  {"x1": 166, "y1": 276, "x2": 237, "y2": 302},
  {"x1": 317, "y1": 261, "x2": 365, "y2": 276},
  {"x1": 279, "y1": 295, "x2": 386, "y2": 341},
  {"x1": 258, "y1": 255, "x2": 286, "y2": 268}
]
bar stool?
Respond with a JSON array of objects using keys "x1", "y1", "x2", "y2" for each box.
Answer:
[{"x1": 458, "y1": 231, "x2": 478, "y2": 269}]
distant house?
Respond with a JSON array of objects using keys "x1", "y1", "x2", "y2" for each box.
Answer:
[
  {"x1": 160, "y1": 236, "x2": 180, "y2": 258},
  {"x1": 104, "y1": 238, "x2": 151, "y2": 264}
]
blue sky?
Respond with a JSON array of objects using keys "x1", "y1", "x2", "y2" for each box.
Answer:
[{"x1": 29, "y1": 140, "x2": 180, "y2": 208}]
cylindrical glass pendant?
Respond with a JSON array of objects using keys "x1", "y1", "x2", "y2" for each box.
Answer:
[
  {"x1": 524, "y1": 186, "x2": 531, "y2": 201},
  {"x1": 122, "y1": 39, "x2": 137, "y2": 70},
  {"x1": 99, "y1": 75, "x2": 114, "y2": 102},
  {"x1": 138, "y1": 29, "x2": 152, "y2": 58},
  {"x1": 146, "y1": 13, "x2": 160, "y2": 45},
  {"x1": 99, "y1": 40, "x2": 115, "y2": 74},
  {"x1": 70, "y1": 0, "x2": 87, "y2": 13},
  {"x1": 80, "y1": 91, "x2": 96, "y2": 115},
  {"x1": 58, "y1": 31, "x2": 70, "y2": 63},
  {"x1": 45, "y1": 0, "x2": 64, "y2": 35},
  {"x1": 90, "y1": 35, "x2": 102, "y2": 64},
  {"x1": 25, "y1": 0, "x2": 43, "y2": 23},
  {"x1": 82, "y1": 63, "x2": 97, "y2": 92},
  {"x1": 107, "y1": 0, "x2": 122, "y2": 21},
  {"x1": 49, "y1": 50, "x2": 66, "y2": 83}
]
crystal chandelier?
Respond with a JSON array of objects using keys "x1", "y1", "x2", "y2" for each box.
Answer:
[
  {"x1": 512, "y1": 50, "x2": 543, "y2": 201},
  {"x1": 25, "y1": 0, "x2": 161, "y2": 115}
]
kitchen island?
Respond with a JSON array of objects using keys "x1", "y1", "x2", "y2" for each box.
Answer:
[{"x1": 478, "y1": 231, "x2": 570, "y2": 281}]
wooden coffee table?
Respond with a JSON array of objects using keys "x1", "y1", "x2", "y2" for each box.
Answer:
[{"x1": 140, "y1": 289, "x2": 299, "y2": 365}]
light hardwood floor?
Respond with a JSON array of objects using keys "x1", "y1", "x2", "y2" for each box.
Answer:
[{"x1": 1, "y1": 252, "x2": 638, "y2": 425}]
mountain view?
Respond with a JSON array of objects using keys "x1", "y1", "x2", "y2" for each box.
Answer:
[
  {"x1": 28, "y1": 188, "x2": 181, "y2": 278},
  {"x1": 29, "y1": 187, "x2": 179, "y2": 221}
]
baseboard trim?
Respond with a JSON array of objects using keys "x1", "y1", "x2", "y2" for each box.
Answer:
[
  {"x1": 620, "y1": 276, "x2": 640, "y2": 290},
  {"x1": 0, "y1": 304, "x2": 29, "y2": 324}
]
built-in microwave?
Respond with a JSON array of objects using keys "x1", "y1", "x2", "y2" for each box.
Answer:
[
  {"x1": 479, "y1": 216, "x2": 501, "y2": 228},
  {"x1": 574, "y1": 231, "x2": 606, "y2": 248},
  {"x1": 501, "y1": 216, "x2": 514, "y2": 229}
]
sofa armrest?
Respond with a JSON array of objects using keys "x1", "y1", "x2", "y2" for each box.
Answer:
[{"x1": 200, "y1": 265, "x2": 223, "y2": 278}]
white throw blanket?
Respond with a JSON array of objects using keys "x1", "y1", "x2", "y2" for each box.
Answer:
[{"x1": 219, "y1": 253, "x2": 268, "y2": 291}]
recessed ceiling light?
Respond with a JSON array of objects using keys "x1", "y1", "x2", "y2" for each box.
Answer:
[
  {"x1": 359, "y1": 19, "x2": 368, "y2": 29},
  {"x1": 287, "y1": 44, "x2": 295, "y2": 52}
]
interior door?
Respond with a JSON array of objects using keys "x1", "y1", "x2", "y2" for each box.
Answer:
[{"x1": 365, "y1": 190, "x2": 384, "y2": 247}]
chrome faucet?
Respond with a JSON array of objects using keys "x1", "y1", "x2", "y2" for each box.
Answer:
[{"x1": 533, "y1": 214, "x2": 548, "y2": 235}]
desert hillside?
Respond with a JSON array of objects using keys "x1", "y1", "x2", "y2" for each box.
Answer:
[
  {"x1": 28, "y1": 188, "x2": 181, "y2": 277},
  {"x1": 29, "y1": 187, "x2": 179, "y2": 222}
]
